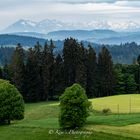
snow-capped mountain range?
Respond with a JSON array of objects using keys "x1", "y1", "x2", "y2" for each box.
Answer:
[{"x1": 1, "y1": 19, "x2": 140, "y2": 34}]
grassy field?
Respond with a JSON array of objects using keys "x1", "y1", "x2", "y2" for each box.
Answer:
[
  {"x1": 1, "y1": 95, "x2": 140, "y2": 139},
  {"x1": 91, "y1": 94, "x2": 140, "y2": 113}
]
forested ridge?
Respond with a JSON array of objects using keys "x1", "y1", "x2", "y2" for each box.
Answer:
[
  {"x1": 0, "y1": 42, "x2": 140, "y2": 65},
  {"x1": 0, "y1": 38, "x2": 140, "y2": 102}
]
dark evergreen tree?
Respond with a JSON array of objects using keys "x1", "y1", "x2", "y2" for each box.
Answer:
[
  {"x1": 42, "y1": 41, "x2": 55, "y2": 100},
  {"x1": 0, "y1": 67, "x2": 3, "y2": 78},
  {"x1": 63, "y1": 38, "x2": 78, "y2": 86},
  {"x1": 114, "y1": 68, "x2": 125, "y2": 94},
  {"x1": 10, "y1": 43, "x2": 25, "y2": 97},
  {"x1": 25, "y1": 48, "x2": 41, "y2": 102},
  {"x1": 137, "y1": 54, "x2": 140, "y2": 93},
  {"x1": 53, "y1": 54, "x2": 65, "y2": 98},
  {"x1": 33, "y1": 42, "x2": 44, "y2": 100},
  {"x1": 86, "y1": 44, "x2": 97, "y2": 97},
  {"x1": 98, "y1": 46, "x2": 115, "y2": 97},
  {"x1": 123, "y1": 74, "x2": 137, "y2": 94},
  {"x1": 63, "y1": 38, "x2": 86, "y2": 88},
  {"x1": 75, "y1": 42, "x2": 87, "y2": 88},
  {"x1": 2, "y1": 64, "x2": 11, "y2": 80}
]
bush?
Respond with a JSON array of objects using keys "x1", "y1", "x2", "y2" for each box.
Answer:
[
  {"x1": 0, "y1": 79, "x2": 24, "y2": 124},
  {"x1": 102, "y1": 108, "x2": 111, "y2": 114},
  {"x1": 59, "y1": 83, "x2": 91, "y2": 129}
]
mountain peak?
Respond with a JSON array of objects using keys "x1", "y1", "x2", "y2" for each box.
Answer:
[{"x1": 1, "y1": 19, "x2": 140, "y2": 34}]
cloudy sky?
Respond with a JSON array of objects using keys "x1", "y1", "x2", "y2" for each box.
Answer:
[{"x1": 0, "y1": 0, "x2": 140, "y2": 30}]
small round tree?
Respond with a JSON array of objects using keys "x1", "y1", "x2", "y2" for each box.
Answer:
[
  {"x1": 0, "y1": 79, "x2": 24, "y2": 124},
  {"x1": 59, "y1": 83, "x2": 91, "y2": 129}
]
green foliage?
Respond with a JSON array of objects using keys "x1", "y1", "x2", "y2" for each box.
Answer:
[
  {"x1": 59, "y1": 83, "x2": 91, "y2": 129},
  {"x1": 53, "y1": 54, "x2": 65, "y2": 98},
  {"x1": 0, "y1": 79, "x2": 24, "y2": 124},
  {"x1": 114, "y1": 68, "x2": 125, "y2": 94},
  {"x1": 5, "y1": 39, "x2": 140, "y2": 102},
  {"x1": 42, "y1": 42, "x2": 55, "y2": 100},
  {"x1": 98, "y1": 47, "x2": 115, "y2": 97},
  {"x1": 102, "y1": 108, "x2": 111, "y2": 114},
  {"x1": 114, "y1": 64, "x2": 137, "y2": 94},
  {"x1": 25, "y1": 48, "x2": 41, "y2": 102},
  {"x1": 10, "y1": 43, "x2": 26, "y2": 97},
  {"x1": 123, "y1": 74, "x2": 137, "y2": 94},
  {"x1": 86, "y1": 44, "x2": 97, "y2": 97}
]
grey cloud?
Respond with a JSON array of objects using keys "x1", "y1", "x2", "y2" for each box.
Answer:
[{"x1": 51, "y1": 0, "x2": 140, "y2": 4}]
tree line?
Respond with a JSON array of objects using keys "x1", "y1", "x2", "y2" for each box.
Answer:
[
  {"x1": 1, "y1": 42, "x2": 140, "y2": 65},
  {"x1": 0, "y1": 38, "x2": 140, "y2": 102}
]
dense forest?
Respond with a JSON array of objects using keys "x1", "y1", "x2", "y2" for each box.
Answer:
[
  {"x1": 0, "y1": 38, "x2": 140, "y2": 102},
  {"x1": 0, "y1": 42, "x2": 140, "y2": 65}
]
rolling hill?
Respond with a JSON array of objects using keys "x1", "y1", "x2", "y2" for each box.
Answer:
[{"x1": 91, "y1": 94, "x2": 140, "y2": 113}]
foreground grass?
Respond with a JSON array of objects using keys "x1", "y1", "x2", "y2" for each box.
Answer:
[
  {"x1": 0, "y1": 126, "x2": 135, "y2": 140},
  {"x1": 1, "y1": 96, "x2": 140, "y2": 140}
]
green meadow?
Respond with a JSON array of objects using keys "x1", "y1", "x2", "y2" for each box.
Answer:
[{"x1": 1, "y1": 95, "x2": 140, "y2": 140}]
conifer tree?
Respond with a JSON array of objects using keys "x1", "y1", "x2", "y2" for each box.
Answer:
[
  {"x1": 114, "y1": 68, "x2": 125, "y2": 94},
  {"x1": 2, "y1": 64, "x2": 11, "y2": 80},
  {"x1": 25, "y1": 48, "x2": 41, "y2": 102},
  {"x1": 137, "y1": 54, "x2": 140, "y2": 93},
  {"x1": 0, "y1": 67, "x2": 3, "y2": 78},
  {"x1": 63, "y1": 38, "x2": 78, "y2": 86},
  {"x1": 75, "y1": 42, "x2": 87, "y2": 88},
  {"x1": 63, "y1": 38, "x2": 86, "y2": 88},
  {"x1": 123, "y1": 74, "x2": 137, "y2": 94},
  {"x1": 10, "y1": 43, "x2": 25, "y2": 97},
  {"x1": 42, "y1": 41, "x2": 55, "y2": 100},
  {"x1": 34, "y1": 42, "x2": 44, "y2": 100},
  {"x1": 98, "y1": 46, "x2": 115, "y2": 97},
  {"x1": 86, "y1": 44, "x2": 97, "y2": 97},
  {"x1": 53, "y1": 54, "x2": 65, "y2": 98}
]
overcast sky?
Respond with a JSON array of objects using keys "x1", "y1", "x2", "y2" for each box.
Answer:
[{"x1": 0, "y1": 0, "x2": 140, "y2": 30}]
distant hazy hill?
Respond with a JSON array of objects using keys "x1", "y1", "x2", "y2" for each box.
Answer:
[
  {"x1": 47, "y1": 29, "x2": 119, "y2": 41},
  {"x1": 47, "y1": 30, "x2": 140, "y2": 45},
  {"x1": 9, "y1": 29, "x2": 140, "y2": 45},
  {"x1": 96, "y1": 32, "x2": 140, "y2": 45},
  {"x1": 0, "y1": 34, "x2": 47, "y2": 47}
]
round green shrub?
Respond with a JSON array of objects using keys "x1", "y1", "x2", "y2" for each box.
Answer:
[
  {"x1": 59, "y1": 83, "x2": 91, "y2": 129},
  {"x1": 0, "y1": 79, "x2": 24, "y2": 124}
]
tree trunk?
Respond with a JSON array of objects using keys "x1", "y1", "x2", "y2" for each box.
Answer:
[{"x1": 8, "y1": 120, "x2": 10, "y2": 124}]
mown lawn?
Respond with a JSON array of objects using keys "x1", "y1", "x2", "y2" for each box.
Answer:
[{"x1": 1, "y1": 95, "x2": 140, "y2": 140}]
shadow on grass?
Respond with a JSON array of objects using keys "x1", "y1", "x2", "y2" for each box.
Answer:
[{"x1": 87, "y1": 110, "x2": 140, "y2": 126}]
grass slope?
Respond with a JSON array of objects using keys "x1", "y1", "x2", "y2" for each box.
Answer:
[
  {"x1": 1, "y1": 94, "x2": 140, "y2": 139},
  {"x1": 91, "y1": 94, "x2": 140, "y2": 113}
]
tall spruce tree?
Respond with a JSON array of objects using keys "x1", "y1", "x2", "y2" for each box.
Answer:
[
  {"x1": 98, "y1": 46, "x2": 115, "y2": 97},
  {"x1": 63, "y1": 38, "x2": 78, "y2": 86},
  {"x1": 53, "y1": 54, "x2": 65, "y2": 98},
  {"x1": 137, "y1": 55, "x2": 140, "y2": 93},
  {"x1": 123, "y1": 74, "x2": 137, "y2": 94},
  {"x1": 114, "y1": 68, "x2": 125, "y2": 95},
  {"x1": 86, "y1": 44, "x2": 97, "y2": 97},
  {"x1": 63, "y1": 38, "x2": 86, "y2": 88},
  {"x1": 2, "y1": 64, "x2": 11, "y2": 80},
  {"x1": 10, "y1": 43, "x2": 25, "y2": 97},
  {"x1": 34, "y1": 42, "x2": 44, "y2": 100},
  {"x1": 75, "y1": 42, "x2": 87, "y2": 88},
  {"x1": 42, "y1": 41, "x2": 55, "y2": 100},
  {"x1": 25, "y1": 48, "x2": 41, "y2": 102},
  {"x1": 0, "y1": 67, "x2": 2, "y2": 78}
]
